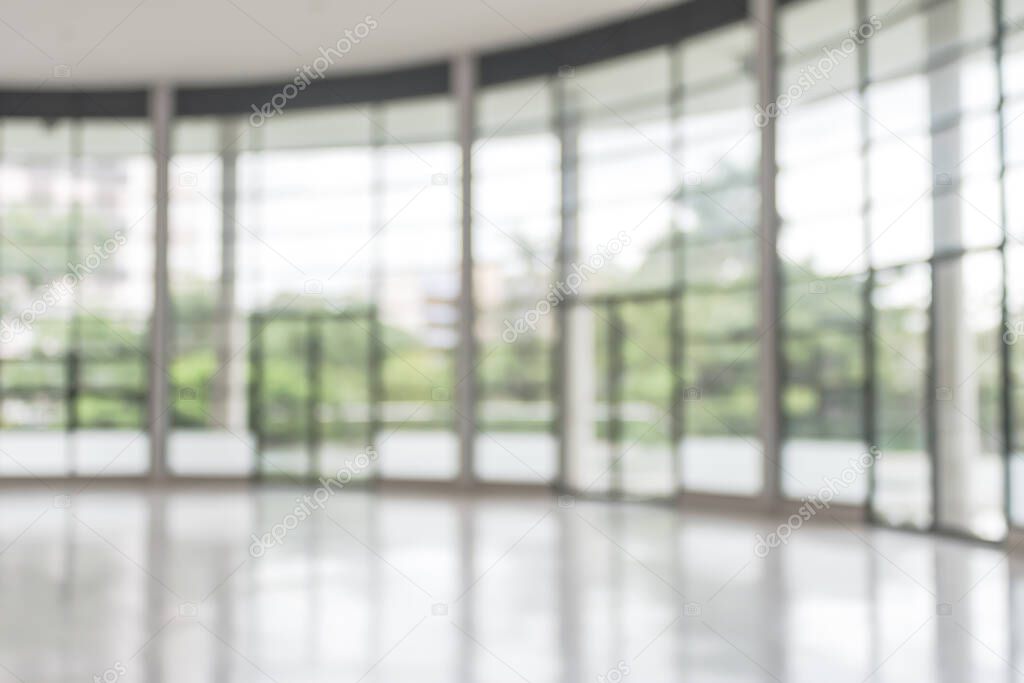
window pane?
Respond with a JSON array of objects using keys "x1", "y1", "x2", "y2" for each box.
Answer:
[
  {"x1": 473, "y1": 79, "x2": 559, "y2": 482},
  {"x1": 872, "y1": 264, "x2": 931, "y2": 529}
]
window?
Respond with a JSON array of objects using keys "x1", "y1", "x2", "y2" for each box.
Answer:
[
  {"x1": 473, "y1": 77, "x2": 560, "y2": 482},
  {"x1": 0, "y1": 118, "x2": 153, "y2": 476}
]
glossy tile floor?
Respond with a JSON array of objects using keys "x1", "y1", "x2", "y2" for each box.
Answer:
[{"x1": 1, "y1": 486, "x2": 1021, "y2": 682}]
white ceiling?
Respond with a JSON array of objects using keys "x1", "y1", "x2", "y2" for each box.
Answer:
[{"x1": 0, "y1": 0, "x2": 677, "y2": 88}]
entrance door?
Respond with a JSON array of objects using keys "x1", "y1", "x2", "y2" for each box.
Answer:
[{"x1": 250, "y1": 310, "x2": 377, "y2": 481}]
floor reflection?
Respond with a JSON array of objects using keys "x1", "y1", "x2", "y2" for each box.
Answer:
[{"x1": 0, "y1": 487, "x2": 1020, "y2": 682}]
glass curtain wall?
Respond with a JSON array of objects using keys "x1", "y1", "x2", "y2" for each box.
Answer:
[
  {"x1": 875, "y1": 0, "x2": 1004, "y2": 540},
  {"x1": 1, "y1": 0, "x2": 1023, "y2": 538},
  {"x1": 239, "y1": 108, "x2": 377, "y2": 480},
  {"x1": 555, "y1": 21, "x2": 760, "y2": 500},
  {"x1": 169, "y1": 117, "x2": 249, "y2": 476},
  {"x1": 778, "y1": 0, "x2": 870, "y2": 504},
  {"x1": 779, "y1": 0, "x2": 1008, "y2": 540},
  {"x1": 568, "y1": 48, "x2": 676, "y2": 498},
  {"x1": 169, "y1": 109, "x2": 378, "y2": 479},
  {"x1": 168, "y1": 96, "x2": 456, "y2": 481},
  {"x1": 374, "y1": 97, "x2": 460, "y2": 480},
  {"x1": 0, "y1": 118, "x2": 153, "y2": 477},
  {"x1": 473, "y1": 77, "x2": 560, "y2": 483},
  {"x1": 1007, "y1": 0, "x2": 1024, "y2": 527},
  {"x1": 675, "y1": 22, "x2": 762, "y2": 497}
]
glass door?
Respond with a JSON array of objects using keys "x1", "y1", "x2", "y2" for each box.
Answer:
[
  {"x1": 319, "y1": 312, "x2": 376, "y2": 481},
  {"x1": 251, "y1": 311, "x2": 378, "y2": 481}
]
